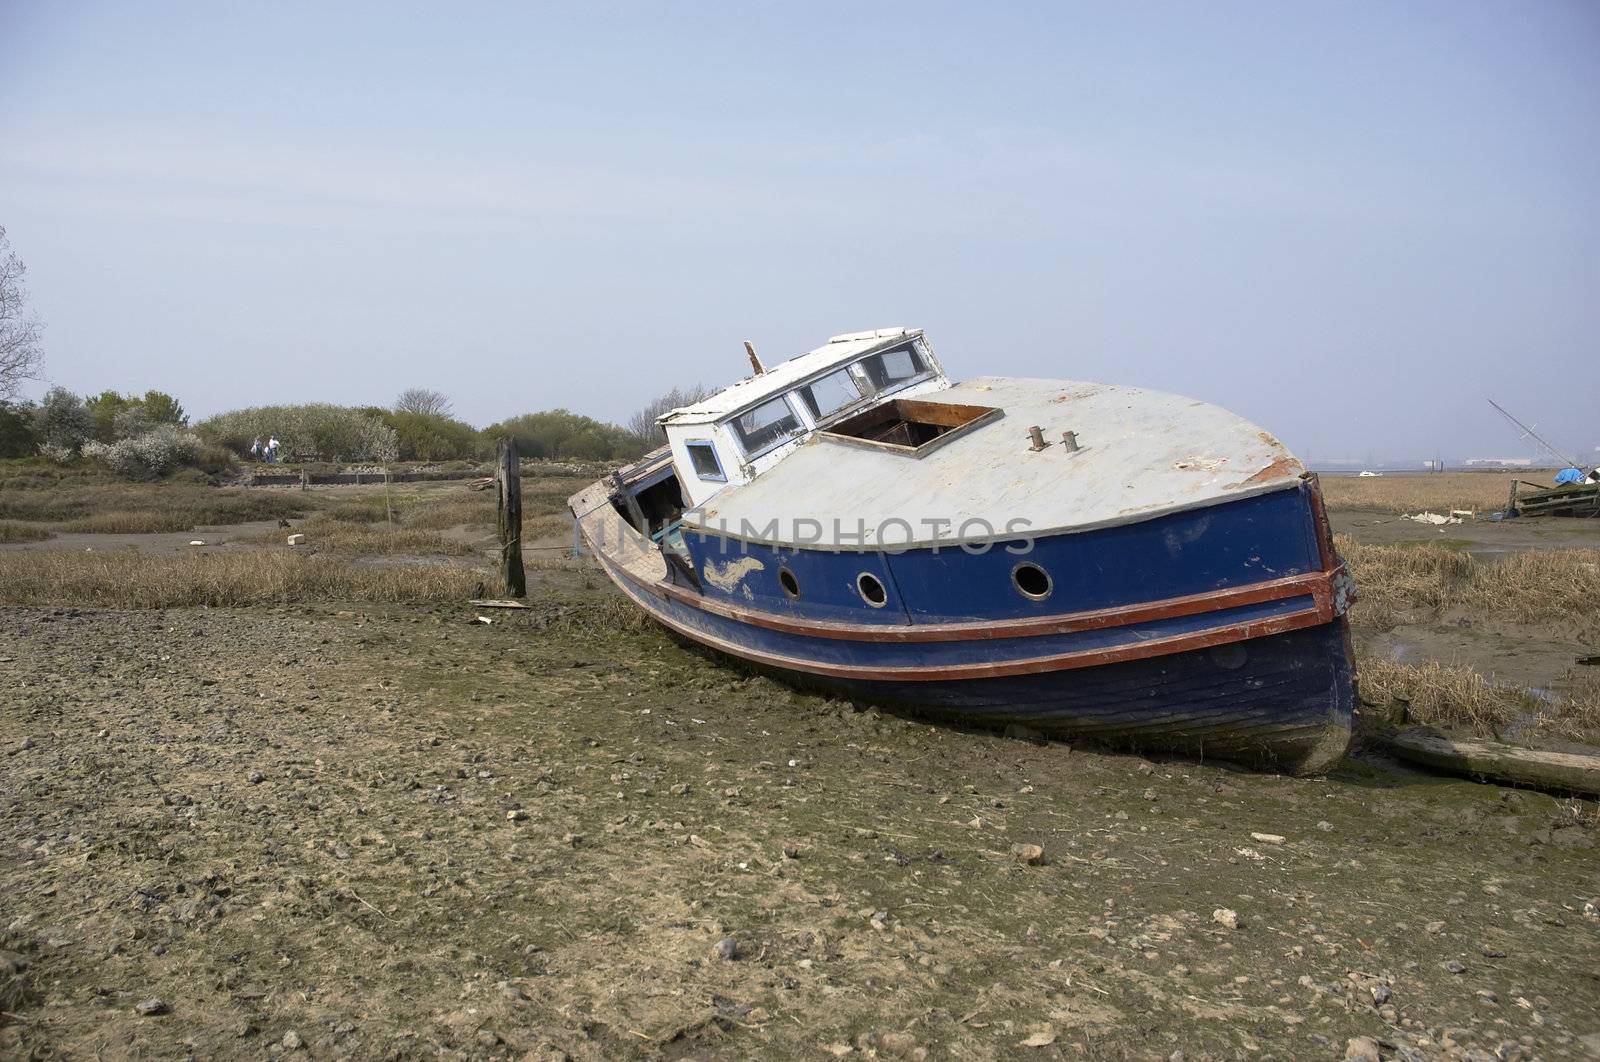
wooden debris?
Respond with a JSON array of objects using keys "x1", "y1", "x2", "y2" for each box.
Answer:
[
  {"x1": 469, "y1": 599, "x2": 530, "y2": 609},
  {"x1": 1380, "y1": 726, "x2": 1600, "y2": 796},
  {"x1": 1507, "y1": 480, "x2": 1600, "y2": 519}
]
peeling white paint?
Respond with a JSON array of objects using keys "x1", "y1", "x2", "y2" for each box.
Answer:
[{"x1": 702, "y1": 556, "x2": 765, "y2": 593}]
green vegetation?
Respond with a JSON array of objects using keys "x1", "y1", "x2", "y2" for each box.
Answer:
[
  {"x1": 483, "y1": 408, "x2": 643, "y2": 461},
  {"x1": 196, "y1": 403, "x2": 400, "y2": 463},
  {"x1": 84, "y1": 389, "x2": 187, "y2": 442}
]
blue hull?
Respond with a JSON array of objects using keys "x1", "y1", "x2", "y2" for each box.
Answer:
[
  {"x1": 705, "y1": 620, "x2": 1355, "y2": 771},
  {"x1": 576, "y1": 477, "x2": 1356, "y2": 774}
]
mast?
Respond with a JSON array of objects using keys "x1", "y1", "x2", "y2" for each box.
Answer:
[{"x1": 1486, "y1": 398, "x2": 1578, "y2": 468}]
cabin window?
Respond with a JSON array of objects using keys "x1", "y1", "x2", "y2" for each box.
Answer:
[
  {"x1": 779, "y1": 567, "x2": 801, "y2": 599},
  {"x1": 858, "y1": 343, "x2": 929, "y2": 391},
  {"x1": 1012, "y1": 562, "x2": 1052, "y2": 601},
  {"x1": 686, "y1": 441, "x2": 725, "y2": 481},
  {"x1": 856, "y1": 572, "x2": 888, "y2": 607},
  {"x1": 798, "y1": 367, "x2": 867, "y2": 420},
  {"x1": 731, "y1": 395, "x2": 803, "y2": 456}
]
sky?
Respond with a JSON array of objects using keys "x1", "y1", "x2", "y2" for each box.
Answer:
[{"x1": 1, "y1": 1, "x2": 1596, "y2": 464}]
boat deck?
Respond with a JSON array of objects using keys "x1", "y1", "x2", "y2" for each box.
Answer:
[{"x1": 682, "y1": 376, "x2": 1305, "y2": 549}]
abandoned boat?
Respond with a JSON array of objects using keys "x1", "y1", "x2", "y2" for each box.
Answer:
[{"x1": 570, "y1": 328, "x2": 1356, "y2": 773}]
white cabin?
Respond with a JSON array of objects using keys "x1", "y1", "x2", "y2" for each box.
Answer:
[{"x1": 658, "y1": 328, "x2": 952, "y2": 507}]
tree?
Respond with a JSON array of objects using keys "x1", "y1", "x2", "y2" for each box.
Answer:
[
  {"x1": 0, "y1": 226, "x2": 44, "y2": 400},
  {"x1": 85, "y1": 389, "x2": 189, "y2": 442},
  {"x1": 0, "y1": 400, "x2": 38, "y2": 458},
  {"x1": 139, "y1": 390, "x2": 187, "y2": 426},
  {"x1": 387, "y1": 411, "x2": 482, "y2": 461},
  {"x1": 86, "y1": 390, "x2": 137, "y2": 443},
  {"x1": 33, "y1": 386, "x2": 92, "y2": 454},
  {"x1": 627, "y1": 384, "x2": 712, "y2": 448},
  {"x1": 484, "y1": 409, "x2": 644, "y2": 462},
  {"x1": 394, "y1": 388, "x2": 453, "y2": 417}
]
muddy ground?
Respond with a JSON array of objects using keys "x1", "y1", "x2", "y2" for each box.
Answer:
[
  {"x1": 1, "y1": 492, "x2": 1598, "y2": 1059},
  {"x1": 1329, "y1": 511, "x2": 1600, "y2": 709},
  {"x1": 3, "y1": 596, "x2": 1598, "y2": 1061},
  {"x1": 1328, "y1": 511, "x2": 1598, "y2": 557}
]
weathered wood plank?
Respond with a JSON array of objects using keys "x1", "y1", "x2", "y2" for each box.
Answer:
[
  {"x1": 496, "y1": 437, "x2": 526, "y2": 598},
  {"x1": 1380, "y1": 727, "x2": 1600, "y2": 795}
]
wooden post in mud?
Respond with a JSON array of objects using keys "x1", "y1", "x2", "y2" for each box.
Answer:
[{"x1": 496, "y1": 437, "x2": 526, "y2": 598}]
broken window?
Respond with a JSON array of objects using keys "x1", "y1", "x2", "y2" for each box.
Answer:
[
  {"x1": 731, "y1": 395, "x2": 803, "y2": 456},
  {"x1": 798, "y1": 366, "x2": 867, "y2": 420},
  {"x1": 857, "y1": 343, "x2": 929, "y2": 392},
  {"x1": 686, "y1": 441, "x2": 725, "y2": 481}
]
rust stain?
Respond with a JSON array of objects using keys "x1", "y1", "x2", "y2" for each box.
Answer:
[
  {"x1": 1049, "y1": 385, "x2": 1100, "y2": 404},
  {"x1": 1230, "y1": 454, "x2": 1300, "y2": 489}
]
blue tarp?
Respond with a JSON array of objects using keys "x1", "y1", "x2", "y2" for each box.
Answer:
[{"x1": 1554, "y1": 467, "x2": 1585, "y2": 484}]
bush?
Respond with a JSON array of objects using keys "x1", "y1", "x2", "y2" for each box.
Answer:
[
  {"x1": 484, "y1": 409, "x2": 643, "y2": 462},
  {"x1": 33, "y1": 387, "x2": 92, "y2": 455},
  {"x1": 196, "y1": 404, "x2": 399, "y2": 463},
  {"x1": 0, "y1": 401, "x2": 38, "y2": 457},
  {"x1": 86, "y1": 390, "x2": 189, "y2": 442},
  {"x1": 81, "y1": 426, "x2": 204, "y2": 480},
  {"x1": 385, "y1": 411, "x2": 483, "y2": 461}
]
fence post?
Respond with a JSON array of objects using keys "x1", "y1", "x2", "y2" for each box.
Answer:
[{"x1": 497, "y1": 437, "x2": 526, "y2": 598}]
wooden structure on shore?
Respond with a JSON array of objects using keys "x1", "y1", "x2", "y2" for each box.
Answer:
[
  {"x1": 496, "y1": 437, "x2": 526, "y2": 598},
  {"x1": 1506, "y1": 480, "x2": 1600, "y2": 519}
]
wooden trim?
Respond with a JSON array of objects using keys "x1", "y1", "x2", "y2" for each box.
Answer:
[
  {"x1": 599, "y1": 550, "x2": 1335, "y2": 681},
  {"x1": 1304, "y1": 472, "x2": 1336, "y2": 571},
  {"x1": 815, "y1": 405, "x2": 1003, "y2": 459}
]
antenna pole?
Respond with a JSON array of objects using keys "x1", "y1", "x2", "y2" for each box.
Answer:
[
  {"x1": 1486, "y1": 398, "x2": 1578, "y2": 468},
  {"x1": 744, "y1": 341, "x2": 765, "y2": 375}
]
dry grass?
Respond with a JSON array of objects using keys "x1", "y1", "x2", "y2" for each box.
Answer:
[
  {"x1": 1320, "y1": 472, "x2": 1537, "y2": 514},
  {"x1": 55, "y1": 511, "x2": 197, "y2": 534},
  {"x1": 521, "y1": 477, "x2": 590, "y2": 514},
  {"x1": 0, "y1": 521, "x2": 53, "y2": 543},
  {"x1": 405, "y1": 496, "x2": 496, "y2": 530},
  {"x1": 0, "y1": 551, "x2": 482, "y2": 608},
  {"x1": 1, "y1": 485, "x2": 307, "y2": 529},
  {"x1": 1357, "y1": 653, "x2": 1598, "y2": 742},
  {"x1": 525, "y1": 513, "x2": 572, "y2": 539},
  {"x1": 241, "y1": 518, "x2": 478, "y2": 557},
  {"x1": 1339, "y1": 536, "x2": 1600, "y2": 634},
  {"x1": 401, "y1": 480, "x2": 576, "y2": 532}
]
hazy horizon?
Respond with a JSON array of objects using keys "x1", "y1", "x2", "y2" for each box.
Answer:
[{"x1": 2, "y1": 2, "x2": 1596, "y2": 463}]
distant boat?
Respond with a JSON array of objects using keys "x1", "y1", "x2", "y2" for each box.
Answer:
[
  {"x1": 573, "y1": 328, "x2": 1356, "y2": 774},
  {"x1": 1358, "y1": 470, "x2": 1382, "y2": 477}
]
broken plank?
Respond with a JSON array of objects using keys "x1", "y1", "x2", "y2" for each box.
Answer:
[
  {"x1": 1379, "y1": 727, "x2": 1600, "y2": 796},
  {"x1": 469, "y1": 599, "x2": 531, "y2": 609}
]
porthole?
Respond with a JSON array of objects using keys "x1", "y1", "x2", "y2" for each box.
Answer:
[
  {"x1": 1012, "y1": 562, "x2": 1052, "y2": 601},
  {"x1": 856, "y1": 572, "x2": 887, "y2": 607},
  {"x1": 779, "y1": 567, "x2": 801, "y2": 599}
]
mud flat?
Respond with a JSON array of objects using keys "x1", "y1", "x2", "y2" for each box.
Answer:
[{"x1": 3, "y1": 601, "x2": 1597, "y2": 1060}]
